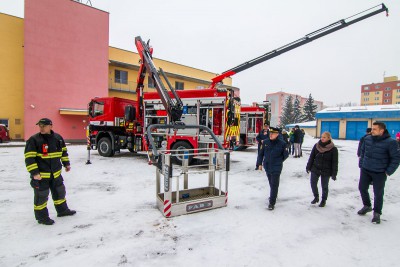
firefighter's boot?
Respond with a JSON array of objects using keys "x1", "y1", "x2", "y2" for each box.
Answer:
[
  {"x1": 38, "y1": 217, "x2": 55, "y2": 225},
  {"x1": 57, "y1": 209, "x2": 76, "y2": 217}
]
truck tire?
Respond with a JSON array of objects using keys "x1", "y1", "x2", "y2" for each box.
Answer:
[
  {"x1": 98, "y1": 137, "x2": 114, "y2": 157},
  {"x1": 171, "y1": 141, "x2": 193, "y2": 165}
]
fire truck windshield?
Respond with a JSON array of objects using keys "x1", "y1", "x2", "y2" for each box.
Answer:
[{"x1": 89, "y1": 101, "x2": 104, "y2": 118}]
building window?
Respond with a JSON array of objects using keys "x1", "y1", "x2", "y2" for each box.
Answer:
[
  {"x1": 363, "y1": 98, "x2": 369, "y2": 101},
  {"x1": 375, "y1": 85, "x2": 380, "y2": 89},
  {"x1": 175, "y1": 81, "x2": 184, "y2": 90},
  {"x1": 364, "y1": 92, "x2": 369, "y2": 96},
  {"x1": 384, "y1": 93, "x2": 390, "y2": 97},
  {"x1": 375, "y1": 91, "x2": 380, "y2": 94},
  {"x1": 15, "y1": 119, "x2": 21, "y2": 125},
  {"x1": 374, "y1": 97, "x2": 379, "y2": 100},
  {"x1": 397, "y1": 101, "x2": 400, "y2": 104},
  {"x1": 148, "y1": 76, "x2": 155, "y2": 88},
  {"x1": 115, "y1": 70, "x2": 128, "y2": 84},
  {"x1": 364, "y1": 86, "x2": 369, "y2": 90},
  {"x1": 384, "y1": 99, "x2": 390, "y2": 103},
  {"x1": 397, "y1": 89, "x2": 400, "y2": 93},
  {"x1": 385, "y1": 87, "x2": 391, "y2": 91},
  {"x1": 397, "y1": 83, "x2": 400, "y2": 86},
  {"x1": 397, "y1": 95, "x2": 400, "y2": 99}
]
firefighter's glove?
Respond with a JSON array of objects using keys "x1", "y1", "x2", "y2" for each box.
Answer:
[{"x1": 332, "y1": 176, "x2": 337, "y2": 181}]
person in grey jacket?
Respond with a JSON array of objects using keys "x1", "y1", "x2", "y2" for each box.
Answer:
[{"x1": 358, "y1": 121, "x2": 400, "y2": 224}]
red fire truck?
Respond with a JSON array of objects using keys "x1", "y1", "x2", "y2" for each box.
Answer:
[
  {"x1": 89, "y1": 88, "x2": 240, "y2": 160},
  {"x1": 88, "y1": 4, "x2": 388, "y2": 161},
  {"x1": 236, "y1": 106, "x2": 267, "y2": 151}
]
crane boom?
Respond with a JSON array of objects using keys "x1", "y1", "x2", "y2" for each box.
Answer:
[
  {"x1": 210, "y1": 3, "x2": 388, "y2": 89},
  {"x1": 135, "y1": 36, "x2": 184, "y2": 124}
]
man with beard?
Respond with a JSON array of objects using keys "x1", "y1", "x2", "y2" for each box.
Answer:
[{"x1": 358, "y1": 121, "x2": 400, "y2": 224}]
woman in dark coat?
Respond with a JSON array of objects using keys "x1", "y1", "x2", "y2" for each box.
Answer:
[{"x1": 306, "y1": 131, "x2": 338, "y2": 207}]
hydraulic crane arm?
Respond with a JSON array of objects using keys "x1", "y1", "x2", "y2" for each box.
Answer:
[
  {"x1": 210, "y1": 3, "x2": 388, "y2": 89},
  {"x1": 135, "y1": 36, "x2": 184, "y2": 124}
]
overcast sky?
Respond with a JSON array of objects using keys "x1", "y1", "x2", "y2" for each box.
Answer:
[{"x1": 1, "y1": 0, "x2": 399, "y2": 106}]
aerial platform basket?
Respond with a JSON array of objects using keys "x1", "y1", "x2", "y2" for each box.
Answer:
[{"x1": 147, "y1": 124, "x2": 230, "y2": 217}]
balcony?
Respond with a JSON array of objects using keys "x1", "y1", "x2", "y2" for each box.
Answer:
[
  {"x1": 109, "y1": 80, "x2": 158, "y2": 94},
  {"x1": 109, "y1": 80, "x2": 137, "y2": 93}
]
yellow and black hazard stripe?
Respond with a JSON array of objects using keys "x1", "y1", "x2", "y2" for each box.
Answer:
[
  {"x1": 26, "y1": 163, "x2": 39, "y2": 172},
  {"x1": 224, "y1": 98, "x2": 241, "y2": 141},
  {"x1": 34, "y1": 201, "x2": 47, "y2": 211},
  {"x1": 53, "y1": 198, "x2": 66, "y2": 206},
  {"x1": 39, "y1": 169, "x2": 62, "y2": 179}
]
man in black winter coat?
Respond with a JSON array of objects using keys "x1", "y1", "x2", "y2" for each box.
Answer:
[
  {"x1": 358, "y1": 121, "x2": 400, "y2": 224},
  {"x1": 263, "y1": 127, "x2": 289, "y2": 210},
  {"x1": 293, "y1": 125, "x2": 302, "y2": 158},
  {"x1": 24, "y1": 118, "x2": 76, "y2": 225}
]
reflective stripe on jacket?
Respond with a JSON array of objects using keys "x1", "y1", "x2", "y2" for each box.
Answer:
[{"x1": 24, "y1": 131, "x2": 70, "y2": 177}]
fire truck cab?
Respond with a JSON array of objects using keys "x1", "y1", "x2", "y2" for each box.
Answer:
[{"x1": 88, "y1": 97, "x2": 139, "y2": 157}]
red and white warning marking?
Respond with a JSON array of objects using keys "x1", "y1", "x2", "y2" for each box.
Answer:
[{"x1": 163, "y1": 200, "x2": 171, "y2": 217}]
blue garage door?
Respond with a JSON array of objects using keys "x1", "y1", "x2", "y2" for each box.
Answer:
[
  {"x1": 346, "y1": 121, "x2": 368, "y2": 140},
  {"x1": 321, "y1": 121, "x2": 339, "y2": 139},
  {"x1": 382, "y1": 121, "x2": 400, "y2": 137}
]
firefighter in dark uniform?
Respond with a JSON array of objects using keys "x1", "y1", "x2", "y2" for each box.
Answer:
[{"x1": 24, "y1": 118, "x2": 76, "y2": 225}]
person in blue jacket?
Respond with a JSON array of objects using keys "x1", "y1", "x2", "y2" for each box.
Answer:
[
  {"x1": 358, "y1": 121, "x2": 400, "y2": 224},
  {"x1": 263, "y1": 127, "x2": 289, "y2": 210},
  {"x1": 255, "y1": 123, "x2": 269, "y2": 170}
]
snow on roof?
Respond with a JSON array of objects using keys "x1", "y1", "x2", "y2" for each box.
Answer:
[
  {"x1": 286, "y1": 121, "x2": 316, "y2": 127},
  {"x1": 318, "y1": 105, "x2": 400, "y2": 113}
]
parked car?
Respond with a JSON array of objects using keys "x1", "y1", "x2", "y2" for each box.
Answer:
[{"x1": 0, "y1": 124, "x2": 11, "y2": 143}]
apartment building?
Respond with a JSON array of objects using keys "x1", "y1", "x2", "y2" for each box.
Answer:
[
  {"x1": 265, "y1": 91, "x2": 324, "y2": 127},
  {"x1": 361, "y1": 76, "x2": 400, "y2": 106}
]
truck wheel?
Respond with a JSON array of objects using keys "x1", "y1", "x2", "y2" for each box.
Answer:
[
  {"x1": 171, "y1": 141, "x2": 193, "y2": 165},
  {"x1": 98, "y1": 137, "x2": 114, "y2": 157}
]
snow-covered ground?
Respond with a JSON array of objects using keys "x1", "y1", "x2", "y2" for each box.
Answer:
[{"x1": 1, "y1": 135, "x2": 399, "y2": 267}]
